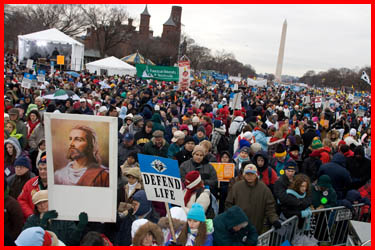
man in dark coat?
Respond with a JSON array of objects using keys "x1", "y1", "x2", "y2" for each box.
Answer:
[
  {"x1": 142, "y1": 130, "x2": 169, "y2": 158},
  {"x1": 175, "y1": 136, "x2": 196, "y2": 166},
  {"x1": 213, "y1": 205, "x2": 258, "y2": 246},
  {"x1": 317, "y1": 153, "x2": 352, "y2": 200},
  {"x1": 118, "y1": 133, "x2": 141, "y2": 167},
  {"x1": 345, "y1": 146, "x2": 371, "y2": 190}
]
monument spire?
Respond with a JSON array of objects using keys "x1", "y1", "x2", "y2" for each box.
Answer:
[{"x1": 275, "y1": 19, "x2": 287, "y2": 83}]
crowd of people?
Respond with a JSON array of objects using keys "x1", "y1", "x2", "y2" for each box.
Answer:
[{"x1": 4, "y1": 53, "x2": 371, "y2": 246}]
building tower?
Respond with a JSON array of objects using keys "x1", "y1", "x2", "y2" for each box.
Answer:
[
  {"x1": 275, "y1": 19, "x2": 287, "y2": 83},
  {"x1": 139, "y1": 5, "x2": 150, "y2": 38}
]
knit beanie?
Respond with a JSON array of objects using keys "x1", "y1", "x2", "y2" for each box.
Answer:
[
  {"x1": 184, "y1": 135, "x2": 195, "y2": 144},
  {"x1": 170, "y1": 206, "x2": 187, "y2": 222},
  {"x1": 131, "y1": 219, "x2": 149, "y2": 239},
  {"x1": 133, "y1": 115, "x2": 144, "y2": 124},
  {"x1": 213, "y1": 119, "x2": 222, "y2": 128},
  {"x1": 132, "y1": 190, "x2": 151, "y2": 216},
  {"x1": 38, "y1": 155, "x2": 47, "y2": 166},
  {"x1": 250, "y1": 143, "x2": 262, "y2": 154},
  {"x1": 14, "y1": 156, "x2": 31, "y2": 170},
  {"x1": 192, "y1": 116, "x2": 200, "y2": 123},
  {"x1": 234, "y1": 110, "x2": 242, "y2": 117},
  {"x1": 312, "y1": 137, "x2": 323, "y2": 149},
  {"x1": 197, "y1": 126, "x2": 206, "y2": 134},
  {"x1": 289, "y1": 144, "x2": 300, "y2": 152},
  {"x1": 192, "y1": 145, "x2": 205, "y2": 155},
  {"x1": 184, "y1": 171, "x2": 202, "y2": 189},
  {"x1": 349, "y1": 128, "x2": 357, "y2": 137},
  {"x1": 240, "y1": 146, "x2": 250, "y2": 154},
  {"x1": 275, "y1": 144, "x2": 286, "y2": 158},
  {"x1": 187, "y1": 203, "x2": 206, "y2": 222},
  {"x1": 239, "y1": 139, "x2": 251, "y2": 150},
  {"x1": 15, "y1": 227, "x2": 63, "y2": 246},
  {"x1": 32, "y1": 190, "x2": 48, "y2": 205}
]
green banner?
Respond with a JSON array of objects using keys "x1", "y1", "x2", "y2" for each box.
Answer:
[{"x1": 136, "y1": 64, "x2": 179, "y2": 82}]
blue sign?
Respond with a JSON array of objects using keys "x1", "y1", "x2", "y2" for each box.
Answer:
[
  {"x1": 138, "y1": 154, "x2": 184, "y2": 206},
  {"x1": 38, "y1": 70, "x2": 46, "y2": 75},
  {"x1": 51, "y1": 61, "x2": 55, "y2": 67},
  {"x1": 23, "y1": 73, "x2": 36, "y2": 80}
]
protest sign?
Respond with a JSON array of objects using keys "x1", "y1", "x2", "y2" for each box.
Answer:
[
  {"x1": 178, "y1": 59, "x2": 190, "y2": 91},
  {"x1": 21, "y1": 73, "x2": 37, "y2": 89},
  {"x1": 26, "y1": 59, "x2": 33, "y2": 69},
  {"x1": 138, "y1": 154, "x2": 184, "y2": 207},
  {"x1": 247, "y1": 78, "x2": 267, "y2": 87},
  {"x1": 210, "y1": 163, "x2": 235, "y2": 182},
  {"x1": 45, "y1": 113, "x2": 118, "y2": 223},
  {"x1": 57, "y1": 55, "x2": 65, "y2": 65},
  {"x1": 136, "y1": 64, "x2": 179, "y2": 82},
  {"x1": 37, "y1": 70, "x2": 46, "y2": 82},
  {"x1": 314, "y1": 96, "x2": 322, "y2": 108}
]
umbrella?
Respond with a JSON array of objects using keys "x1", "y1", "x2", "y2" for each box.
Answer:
[
  {"x1": 65, "y1": 71, "x2": 80, "y2": 78},
  {"x1": 43, "y1": 89, "x2": 80, "y2": 101},
  {"x1": 121, "y1": 51, "x2": 155, "y2": 65}
]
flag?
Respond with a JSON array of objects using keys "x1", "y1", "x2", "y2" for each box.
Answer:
[{"x1": 361, "y1": 71, "x2": 371, "y2": 85}]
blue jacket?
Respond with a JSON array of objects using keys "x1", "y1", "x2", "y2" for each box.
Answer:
[{"x1": 253, "y1": 130, "x2": 268, "y2": 152}]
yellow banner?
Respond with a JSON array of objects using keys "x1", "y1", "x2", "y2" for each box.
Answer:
[
  {"x1": 57, "y1": 55, "x2": 65, "y2": 65},
  {"x1": 210, "y1": 163, "x2": 235, "y2": 182}
]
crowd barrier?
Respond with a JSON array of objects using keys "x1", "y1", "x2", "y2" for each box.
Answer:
[{"x1": 257, "y1": 203, "x2": 369, "y2": 246}]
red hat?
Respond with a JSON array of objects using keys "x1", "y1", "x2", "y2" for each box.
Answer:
[
  {"x1": 234, "y1": 110, "x2": 242, "y2": 117},
  {"x1": 338, "y1": 140, "x2": 346, "y2": 147},
  {"x1": 180, "y1": 124, "x2": 189, "y2": 131},
  {"x1": 184, "y1": 171, "x2": 201, "y2": 189}
]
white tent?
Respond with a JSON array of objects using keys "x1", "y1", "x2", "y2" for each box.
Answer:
[
  {"x1": 86, "y1": 56, "x2": 136, "y2": 76},
  {"x1": 18, "y1": 28, "x2": 84, "y2": 71}
]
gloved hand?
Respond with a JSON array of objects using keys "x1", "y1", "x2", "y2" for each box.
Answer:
[
  {"x1": 301, "y1": 208, "x2": 312, "y2": 218},
  {"x1": 272, "y1": 220, "x2": 281, "y2": 230},
  {"x1": 77, "y1": 212, "x2": 88, "y2": 230},
  {"x1": 41, "y1": 210, "x2": 58, "y2": 226}
]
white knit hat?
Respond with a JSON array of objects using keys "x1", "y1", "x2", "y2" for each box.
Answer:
[{"x1": 131, "y1": 219, "x2": 149, "y2": 239}]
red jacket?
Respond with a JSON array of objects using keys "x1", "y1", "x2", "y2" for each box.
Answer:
[{"x1": 17, "y1": 176, "x2": 45, "y2": 220}]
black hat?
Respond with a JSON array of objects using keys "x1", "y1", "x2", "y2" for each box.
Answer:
[
  {"x1": 261, "y1": 123, "x2": 268, "y2": 130},
  {"x1": 184, "y1": 135, "x2": 195, "y2": 144},
  {"x1": 289, "y1": 144, "x2": 299, "y2": 152},
  {"x1": 283, "y1": 160, "x2": 297, "y2": 171}
]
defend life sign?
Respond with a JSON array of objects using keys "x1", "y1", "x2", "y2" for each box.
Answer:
[
  {"x1": 178, "y1": 60, "x2": 190, "y2": 91},
  {"x1": 138, "y1": 154, "x2": 184, "y2": 207}
]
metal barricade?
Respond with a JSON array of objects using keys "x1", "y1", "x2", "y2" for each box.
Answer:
[
  {"x1": 257, "y1": 203, "x2": 369, "y2": 246},
  {"x1": 257, "y1": 215, "x2": 299, "y2": 246}
]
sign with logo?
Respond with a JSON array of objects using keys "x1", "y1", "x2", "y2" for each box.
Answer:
[
  {"x1": 314, "y1": 96, "x2": 322, "y2": 108},
  {"x1": 178, "y1": 59, "x2": 190, "y2": 91},
  {"x1": 136, "y1": 64, "x2": 179, "y2": 82},
  {"x1": 210, "y1": 163, "x2": 235, "y2": 182},
  {"x1": 22, "y1": 73, "x2": 37, "y2": 88},
  {"x1": 37, "y1": 70, "x2": 46, "y2": 82},
  {"x1": 138, "y1": 154, "x2": 184, "y2": 206},
  {"x1": 57, "y1": 55, "x2": 65, "y2": 65}
]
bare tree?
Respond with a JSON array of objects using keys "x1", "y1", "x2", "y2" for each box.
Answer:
[{"x1": 80, "y1": 5, "x2": 131, "y2": 57}]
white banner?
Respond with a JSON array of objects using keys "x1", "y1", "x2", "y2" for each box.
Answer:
[
  {"x1": 26, "y1": 59, "x2": 34, "y2": 69},
  {"x1": 229, "y1": 76, "x2": 241, "y2": 82},
  {"x1": 45, "y1": 113, "x2": 118, "y2": 223},
  {"x1": 247, "y1": 78, "x2": 267, "y2": 87}
]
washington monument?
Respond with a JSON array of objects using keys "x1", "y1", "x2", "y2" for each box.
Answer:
[{"x1": 275, "y1": 19, "x2": 287, "y2": 83}]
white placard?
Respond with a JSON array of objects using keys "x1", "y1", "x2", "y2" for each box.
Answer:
[
  {"x1": 26, "y1": 59, "x2": 34, "y2": 69},
  {"x1": 44, "y1": 113, "x2": 118, "y2": 223}
]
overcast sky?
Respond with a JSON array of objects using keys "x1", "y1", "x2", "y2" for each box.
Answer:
[{"x1": 123, "y1": 4, "x2": 370, "y2": 77}]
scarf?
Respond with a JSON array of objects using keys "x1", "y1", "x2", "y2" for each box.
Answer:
[
  {"x1": 184, "y1": 184, "x2": 203, "y2": 206},
  {"x1": 128, "y1": 181, "x2": 138, "y2": 197},
  {"x1": 27, "y1": 120, "x2": 40, "y2": 138}
]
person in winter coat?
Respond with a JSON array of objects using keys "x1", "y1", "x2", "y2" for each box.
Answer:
[
  {"x1": 302, "y1": 121, "x2": 317, "y2": 159},
  {"x1": 344, "y1": 128, "x2": 361, "y2": 147},
  {"x1": 7, "y1": 156, "x2": 35, "y2": 199},
  {"x1": 131, "y1": 219, "x2": 164, "y2": 246},
  {"x1": 134, "y1": 120, "x2": 153, "y2": 147},
  {"x1": 142, "y1": 130, "x2": 170, "y2": 158},
  {"x1": 4, "y1": 179, "x2": 24, "y2": 245},
  {"x1": 27, "y1": 115, "x2": 44, "y2": 152},
  {"x1": 23, "y1": 190, "x2": 88, "y2": 246},
  {"x1": 80, "y1": 231, "x2": 113, "y2": 246},
  {"x1": 180, "y1": 145, "x2": 218, "y2": 192},
  {"x1": 269, "y1": 144, "x2": 295, "y2": 177},
  {"x1": 202, "y1": 116, "x2": 213, "y2": 138},
  {"x1": 253, "y1": 123, "x2": 269, "y2": 152},
  {"x1": 158, "y1": 206, "x2": 187, "y2": 246},
  {"x1": 4, "y1": 137, "x2": 23, "y2": 178},
  {"x1": 25, "y1": 109, "x2": 41, "y2": 140},
  {"x1": 175, "y1": 136, "x2": 196, "y2": 166},
  {"x1": 115, "y1": 190, "x2": 160, "y2": 246},
  {"x1": 199, "y1": 140, "x2": 216, "y2": 163},
  {"x1": 311, "y1": 175, "x2": 337, "y2": 209},
  {"x1": 210, "y1": 119, "x2": 227, "y2": 155},
  {"x1": 175, "y1": 203, "x2": 213, "y2": 246},
  {"x1": 213, "y1": 205, "x2": 258, "y2": 246},
  {"x1": 117, "y1": 167, "x2": 143, "y2": 217},
  {"x1": 5, "y1": 120, "x2": 25, "y2": 151},
  {"x1": 182, "y1": 171, "x2": 211, "y2": 215},
  {"x1": 18, "y1": 155, "x2": 48, "y2": 220},
  {"x1": 8, "y1": 108, "x2": 28, "y2": 149},
  {"x1": 167, "y1": 130, "x2": 185, "y2": 159},
  {"x1": 310, "y1": 137, "x2": 331, "y2": 164},
  {"x1": 29, "y1": 139, "x2": 45, "y2": 175},
  {"x1": 317, "y1": 153, "x2": 352, "y2": 200},
  {"x1": 327, "y1": 129, "x2": 341, "y2": 152},
  {"x1": 345, "y1": 146, "x2": 371, "y2": 190},
  {"x1": 234, "y1": 145, "x2": 251, "y2": 176},
  {"x1": 15, "y1": 226, "x2": 65, "y2": 246},
  {"x1": 118, "y1": 133, "x2": 141, "y2": 167},
  {"x1": 252, "y1": 150, "x2": 278, "y2": 193},
  {"x1": 226, "y1": 164, "x2": 281, "y2": 234},
  {"x1": 279, "y1": 174, "x2": 312, "y2": 229},
  {"x1": 127, "y1": 115, "x2": 144, "y2": 136},
  {"x1": 193, "y1": 126, "x2": 208, "y2": 145},
  {"x1": 150, "y1": 113, "x2": 166, "y2": 133}
]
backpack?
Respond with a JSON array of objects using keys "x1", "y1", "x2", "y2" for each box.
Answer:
[{"x1": 196, "y1": 188, "x2": 218, "y2": 219}]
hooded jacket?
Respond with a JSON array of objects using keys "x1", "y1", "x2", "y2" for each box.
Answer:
[
  {"x1": 150, "y1": 113, "x2": 166, "y2": 133},
  {"x1": 311, "y1": 175, "x2": 337, "y2": 208},
  {"x1": 4, "y1": 138, "x2": 22, "y2": 177},
  {"x1": 345, "y1": 146, "x2": 371, "y2": 189},
  {"x1": 158, "y1": 207, "x2": 187, "y2": 246},
  {"x1": 228, "y1": 116, "x2": 244, "y2": 136},
  {"x1": 213, "y1": 205, "x2": 258, "y2": 246},
  {"x1": 253, "y1": 128, "x2": 268, "y2": 152},
  {"x1": 132, "y1": 221, "x2": 164, "y2": 246},
  {"x1": 318, "y1": 153, "x2": 352, "y2": 200},
  {"x1": 252, "y1": 151, "x2": 278, "y2": 188},
  {"x1": 225, "y1": 179, "x2": 279, "y2": 234}
]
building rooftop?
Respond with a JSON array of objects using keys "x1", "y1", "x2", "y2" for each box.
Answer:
[
  {"x1": 164, "y1": 15, "x2": 176, "y2": 26},
  {"x1": 141, "y1": 5, "x2": 150, "y2": 16}
]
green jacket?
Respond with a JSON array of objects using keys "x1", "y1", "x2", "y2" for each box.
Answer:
[
  {"x1": 167, "y1": 143, "x2": 181, "y2": 158},
  {"x1": 23, "y1": 214, "x2": 83, "y2": 246},
  {"x1": 213, "y1": 205, "x2": 258, "y2": 246},
  {"x1": 143, "y1": 138, "x2": 169, "y2": 158},
  {"x1": 311, "y1": 175, "x2": 337, "y2": 208},
  {"x1": 150, "y1": 113, "x2": 166, "y2": 133}
]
